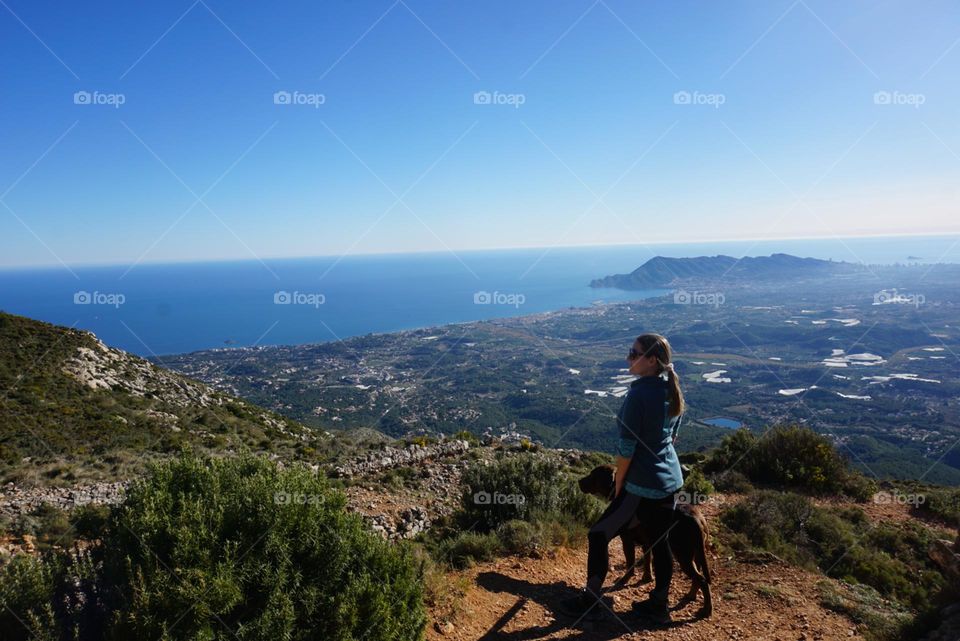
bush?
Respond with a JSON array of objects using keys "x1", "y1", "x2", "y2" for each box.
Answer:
[
  {"x1": 711, "y1": 470, "x2": 754, "y2": 494},
  {"x1": 497, "y1": 520, "x2": 541, "y2": 556},
  {"x1": 914, "y1": 487, "x2": 960, "y2": 525},
  {"x1": 459, "y1": 457, "x2": 565, "y2": 531},
  {"x1": 0, "y1": 555, "x2": 59, "y2": 641},
  {"x1": 100, "y1": 454, "x2": 426, "y2": 641},
  {"x1": 434, "y1": 531, "x2": 502, "y2": 569},
  {"x1": 705, "y1": 425, "x2": 875, "y2": 499},
  {"x1": 0, "y1": 454, "x2": 427, "y2": 641},
  {"x1": 722, "y1": 490, "x2": 944, "y2": 610},
  {"x1": 0, "y1": 549, "x2": 100, "y2": 641},
  {"x1": 681, "y1": 467, "x2": 714, "y2": 503}
]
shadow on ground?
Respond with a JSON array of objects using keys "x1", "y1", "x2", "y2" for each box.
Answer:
[{"x1": 475, "y1": 572, "x2": 708, "y2": 640}]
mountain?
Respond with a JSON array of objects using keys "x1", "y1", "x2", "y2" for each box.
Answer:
[
  {"x1": 590, "y1": 253, "x2": 864, "y2": 289},
  {"x1": 0, "y1": 311, "x2": 318, "y2": 487}
]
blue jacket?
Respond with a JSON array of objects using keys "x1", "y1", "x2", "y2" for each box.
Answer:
[{"x1": 615, "y1": 375, "x2": 684, "y2": 497}]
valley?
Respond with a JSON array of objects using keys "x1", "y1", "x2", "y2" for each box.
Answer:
[{"x1": 160, "y1": 262, "x2": 960, "y2": 484}]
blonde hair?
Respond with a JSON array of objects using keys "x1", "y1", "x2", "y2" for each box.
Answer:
[{"x1": 635, "y1": 333, "x2": 685, "y2": 417}]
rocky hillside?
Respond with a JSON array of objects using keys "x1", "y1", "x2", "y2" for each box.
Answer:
[{"x1": 0, "y1": 311, "x2": 321, "y2": 487}]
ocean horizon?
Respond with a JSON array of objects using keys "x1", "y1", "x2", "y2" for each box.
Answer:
[{"x1": 2, "y1": 234, "x2": 958, "y2": 357}]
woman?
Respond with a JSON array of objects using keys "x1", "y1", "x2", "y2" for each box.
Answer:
[{"x1": 559, "y1": 333, "x2": 685, "y2": 624}]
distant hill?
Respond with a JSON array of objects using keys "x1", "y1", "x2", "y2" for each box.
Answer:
[
  {"x1": 0, "y1": 311, "x2": 319, "y2": 487},
  {"x1": 590, "y1": 253, "x2": 864, "y2": 289}
]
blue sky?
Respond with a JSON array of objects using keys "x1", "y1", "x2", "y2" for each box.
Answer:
[{"x1": 1, "y1": 0, "x2": 959, "y2": 267}]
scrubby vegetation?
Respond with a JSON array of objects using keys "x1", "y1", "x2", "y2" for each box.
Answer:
[
  {"x1": 0, "y1": 454, "x2": 426, "y2": 641},
  {"x1": 721, "y1": 491, "x2": 947, "y2": 624},
  {"x1": 425, "y1": 453, "x2": 605, "y2": 569},
  {"x1": 704, "y1": 425, "x2": 876, "y2": 500},
  {"x1": 0, "y1": 312, "x2": 331, "y2": 486}
]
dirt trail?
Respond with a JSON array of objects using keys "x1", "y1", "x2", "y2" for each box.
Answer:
[{"x1": 428, "y1": 545, "x2": 865, "y2": 641}]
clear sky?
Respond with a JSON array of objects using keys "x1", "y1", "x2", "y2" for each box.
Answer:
[{"x1": 2, "y1": 0, "x2": 959, "y2": 268}]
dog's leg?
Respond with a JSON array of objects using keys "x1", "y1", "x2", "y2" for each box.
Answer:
[
  {"x1": 622, "y1": 533, "x2": 635, "y2": 573},
  {"x1": 694, "y1": 525, "x2": 713, "y2": 618},
  {"x1": 638, "y1": 542, "x2": 653, "y2": 583},
  {"x1": 674, "y1": 552, "x2": 702, "y2": 608},
  {"x1": 671, "y1": 514, "x2": 713, "y2": 618}
]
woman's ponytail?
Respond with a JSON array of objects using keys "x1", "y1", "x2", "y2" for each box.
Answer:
[
  {"x1": 637, "y1": 333, "x2": 685, "y2": 418},
  {"x1": 665, "y1": 365, "x2": 685, "y2": 417}
]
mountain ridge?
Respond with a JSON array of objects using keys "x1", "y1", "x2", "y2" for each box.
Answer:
[{"x1": 590, "y1": 253, "x2": 865, "y2": 289}]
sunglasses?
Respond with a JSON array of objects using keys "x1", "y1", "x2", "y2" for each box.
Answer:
[{"x1": 627, "y1": 348, "x2": 645, "y2": 361}]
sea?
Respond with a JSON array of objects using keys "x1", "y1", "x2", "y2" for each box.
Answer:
[{"x1": 1, "y1": 235, "x2": 957, "y2": 356}]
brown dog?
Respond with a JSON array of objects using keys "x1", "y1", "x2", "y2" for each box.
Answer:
[{"x1": 578, "y1": 464, "x2": 713, "y2": 617}]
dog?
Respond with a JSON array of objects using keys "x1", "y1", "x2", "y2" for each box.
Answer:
[{"x1": 578, "y1": 464, "x2": 713, "y2": 617}]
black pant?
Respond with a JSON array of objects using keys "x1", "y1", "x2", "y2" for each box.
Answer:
[
  {"x1": 636, "y1": 495, "x2": 677, "y2": 603},
  {"x1": 585, "y1": 491, "x2": 676, "y2": 600}
]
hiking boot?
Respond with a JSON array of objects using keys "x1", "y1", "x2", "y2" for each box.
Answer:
[
  {"x1": 557, "y1": 589, "x2": 608, "y2": 621},
  {"x1": 632, "y1": 596, "x2": 671, "y2": 624}
]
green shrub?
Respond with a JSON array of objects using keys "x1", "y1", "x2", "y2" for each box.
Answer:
[
  {"x1": 722, "y1": 490, "x2": 944, "y2": 610},
  {"x1": 681, "y1": 467, "x2": 714, "y2": 503},
  {"x1": 914, "y1": 487, "x2": 960, "y2": 525},
  {"x1": 71, "y1": 503, "x2": 111, "y2": 540},
  {"x1": 497, "y1": 520, "x2": 541, "y2": 556},
  {"x1": 557, "y1": 480, "x2": 605, "y2": 526},
  {"x1": 705, "y1": 425, "x2": 875, "y2": 499},
  {"x1": 434, "y1": 531, "x2": 502, "y2": 569},
  {"x1": 0, "y1": 454, "x2": 427, "y2": 641},
  {"x1": 459, "y1": 457, "x2": 565, "y2": 531},
  {"x1": 816, "y1": 580, "x2": 913, "y2": 641},
  {"x1": 100, "y1": 453, "x2": 426, "y2": 641},
  {"x1": 0, "y1": 555, "x2": 59, "y2": 641},
  {"x1": 711, "y1": 470, "x2": 754, "y2": 494}
]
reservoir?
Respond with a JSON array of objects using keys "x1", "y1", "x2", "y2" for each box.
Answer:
[{"x1": 700, "y1": 416, "x2": 743, "y2": 429}]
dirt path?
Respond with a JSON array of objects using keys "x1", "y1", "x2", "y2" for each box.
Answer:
[{"x1": 428, "y1": 545, "x2": 865, "y2": 641}]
